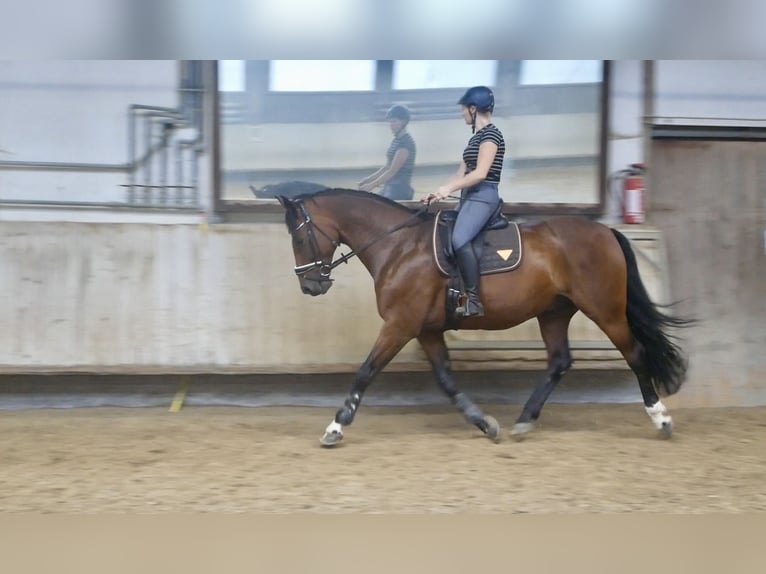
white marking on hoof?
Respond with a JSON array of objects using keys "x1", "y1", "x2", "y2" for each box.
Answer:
[
  {"x1": 658, "y1": 419, "x2": 673, "y2": 439},
  {"x1": 511, "y1": 422, "x2": 534, "y2": 438},
  {"x1": 325, "y1": 420, "x2": 342, "y2": 435},
  {"x1": 484, "y1": 415, "x2": 502, "y2": 442},
  {"x1": 319, "y1": 419, "x2": 344, "y2": 446},
  {"x1": 645, "y1": 401, "x2": 673, "y2": 430}
]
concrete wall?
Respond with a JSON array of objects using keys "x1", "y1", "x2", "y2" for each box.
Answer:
[
  {"x1": 0, "y1": 222, "x2": 664, "y2": 374},
  {"x1": 650, "y1": 139, "x2": 766, "y2": 408}
]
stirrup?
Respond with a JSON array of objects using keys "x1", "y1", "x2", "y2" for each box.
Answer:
[{"x1": 456, "y1": 296, "x2": 484, "y2": 318}]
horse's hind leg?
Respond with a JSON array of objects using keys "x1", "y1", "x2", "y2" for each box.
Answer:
[
  {"x1": 597, "y1": 317, "x2": 673, "y2": 438},
  {"x1": 418, "y1": 330, "x2": 501, "y2": 442},
  {"x1": 511, "y1": 298, "x2": 577, "y2": 438},
  {"x1": 320, "y1": 321, "x2": 413, "y2": 447}
]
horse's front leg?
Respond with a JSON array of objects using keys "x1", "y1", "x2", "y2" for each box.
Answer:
[
  {"x1": 417, "y1": 330, "x2": 501, "y2": 442},
  {"x1": 320, "y1": 322, "x2": 412, "y2": 447}
]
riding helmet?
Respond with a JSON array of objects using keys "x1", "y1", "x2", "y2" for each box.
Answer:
[
  {"x1": 385, "y1": 104, "x2": 411, "y2": 123},
  {"x1": 457, "y1": 86, "x2": 495, "y2": 113}
]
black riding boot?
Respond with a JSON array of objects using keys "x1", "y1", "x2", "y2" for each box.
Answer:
[{"x1": 454, "y1": 243, "x2": 484, "y2": 318}]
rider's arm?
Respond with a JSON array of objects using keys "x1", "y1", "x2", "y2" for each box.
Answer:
[
  {"x1": 362, "y1": 148, "x2": 410, "y2": 190},
  {"x1": 433, "y1": 142, "x2": 497, "y2": 199}
]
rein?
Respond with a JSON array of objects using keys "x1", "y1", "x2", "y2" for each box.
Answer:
[{"x1": 291, "y1": 199, "x2": 430, "y2": 278}]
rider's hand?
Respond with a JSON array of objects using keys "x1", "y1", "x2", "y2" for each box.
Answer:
[{"x1": 423, "y1": 185, "x2": 451, "y2": 203}]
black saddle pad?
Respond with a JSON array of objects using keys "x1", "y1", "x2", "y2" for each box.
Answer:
[{"x1": 432, "y1": 210, "x2": 523, "y2": 277}]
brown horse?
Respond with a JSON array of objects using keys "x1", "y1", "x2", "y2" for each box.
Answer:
[{"x1": 276, "y1": 189, "x2": 692, "y2": 446}]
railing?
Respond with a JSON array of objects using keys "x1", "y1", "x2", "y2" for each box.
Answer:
[
  {"x1": 124, "y1": 104, "x2": 201, "y2": 208},
  {"x1": 0, "y1": 101, "x2": 205, "y2": 210}
]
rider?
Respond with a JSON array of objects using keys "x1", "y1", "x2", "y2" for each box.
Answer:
[
  {"x1": 424, "y1": 86, "x2": 505, "y2": 319},
  {"x1": 358, "y1": 104, "x2": 417, "y2": 201}
]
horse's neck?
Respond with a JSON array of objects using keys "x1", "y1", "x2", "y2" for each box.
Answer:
[
  {"x1": 327, "y1": 197, "x2": 418, "y2": 276},
  {"x1": 339, "y1": 205, "x2": 409, "y2": 240}
]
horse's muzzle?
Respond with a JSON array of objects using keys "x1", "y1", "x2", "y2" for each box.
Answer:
[{"x1": 299, "y1": 277, "x2": 333, "y2": 296}]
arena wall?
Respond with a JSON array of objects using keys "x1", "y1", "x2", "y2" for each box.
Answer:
[{"x1": 2, "y1": 60, "x2": 765, "y2": 407}]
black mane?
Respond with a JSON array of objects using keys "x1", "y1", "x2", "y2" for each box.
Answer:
[
  {"x1": 283, "y1": 188, "x2": 433, "y2": 235},
  {"x1": 300, "y1": 188, "x2": 421, "y2": 214}
]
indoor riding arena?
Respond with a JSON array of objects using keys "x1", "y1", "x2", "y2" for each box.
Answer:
[
  {"x1": 1, "y1": 60, "x2": 765, "y2": 516},
  {"x1": 1, "y1": 374, "x2": 766, "y2": 513}
]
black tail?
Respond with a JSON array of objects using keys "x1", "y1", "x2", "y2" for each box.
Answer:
[{"x1": 611, "y1": 229, "x2": 695, "y2": 397}]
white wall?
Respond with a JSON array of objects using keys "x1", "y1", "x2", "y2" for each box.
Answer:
[
  {"x1": 656, "y1": 60, "x2": 766, "y2": 122},
  {"x1": 0, "y1": 61, "x2": 180, "y2": 205},
  {"x1": 604, "y1": 60, "x2": 645, "y2": 223}
]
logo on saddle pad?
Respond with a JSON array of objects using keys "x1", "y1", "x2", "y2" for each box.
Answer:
[
  {"x1": 431, "y1": 210, "x2": 523, "y2": 277},
  {"x1": 496, "y1": 249, "x2": 513, "y2": 261}
]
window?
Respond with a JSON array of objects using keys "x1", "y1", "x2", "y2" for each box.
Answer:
[
  {"x1": 520, "y1": 60, "x2": 602, "y2": 85},
  {"x1": 268, "y1": 60, "x2": 376, "y2": 92},
  {"x1": 215, "y1": 60, "x2": 608, "y2": 214},
  {"x1": 218, "y1": 60, "x2": 246, "y2": 92},
  {"x1": 393, "y1": 60, "x2": 498, "y2": 90}
]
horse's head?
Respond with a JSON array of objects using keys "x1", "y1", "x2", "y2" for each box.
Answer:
[{"x1": 277, "y1": 194, "x2": 340, "y2": 296}]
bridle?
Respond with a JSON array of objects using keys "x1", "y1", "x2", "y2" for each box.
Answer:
[
  {"x1": 288, "y1": 198, "x2": 427, "y2": 279},
  {"x1": 289, "y1": 200, "x2": 345, "y2": 279}
]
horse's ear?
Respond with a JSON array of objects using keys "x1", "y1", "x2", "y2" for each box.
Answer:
[{"x1": 275, "y1": 195, "x2": 291, "y2": 209}]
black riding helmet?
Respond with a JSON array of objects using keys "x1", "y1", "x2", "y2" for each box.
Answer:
[
  {"x1": 458, "y1": 86, "x2": 495, "y2": 133},
  {"x1": 457, "y1": 86, "x2": 495, "y2": 112},
  {"x1": 385, "y1": 104, "x2": 411, "y2": 123}
]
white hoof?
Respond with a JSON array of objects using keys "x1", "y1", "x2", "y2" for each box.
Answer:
[
  {"x1": 646, "y1": 401, "x2": 673, "y2": 437},
  {"x1": 483, "y1": 415, "x2": 502, "y2": 442},
  {"x1": 319, "y1": 430, "x2": 344, "y2": 447},
  {"x1": 319, "y1": 420, "x2": 344, "y2": 447},
  {"x1": 511, "y1": 422, "x2": 534, "y2": 439},
  {"x1": 658, "y1": 419, "x2": 673, "y2": 439}
]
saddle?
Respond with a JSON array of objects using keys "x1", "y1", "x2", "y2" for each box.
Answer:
[{"x1": 431, "y1": 199, "x2": 523, "y2": 327}]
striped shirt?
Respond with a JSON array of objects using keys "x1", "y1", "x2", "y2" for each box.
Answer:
[
  {"x1": 462, "y1": 124, "x2": 505, "y2": 183},
  {"x1": 385, "y1": 132, "x2": 416, "y2": 187}
]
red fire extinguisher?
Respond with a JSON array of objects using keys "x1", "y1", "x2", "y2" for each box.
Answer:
[{"x1": 620, "y1": 163, "x2": 646, "y2": 224}]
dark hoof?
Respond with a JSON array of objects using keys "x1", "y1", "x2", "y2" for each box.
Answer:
[
  {"x1": 483, "y1": 415, "x2": 502, "y2": 443},
  {"x1": 658, "y1": 420, "x2": 673, "y2": 439},
  {"x1": 510, "y1": 422, "x2": 534, "y2": 440},
  {"x1": 319, "y1": 430, "x2": 344, "y2": 447}
]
